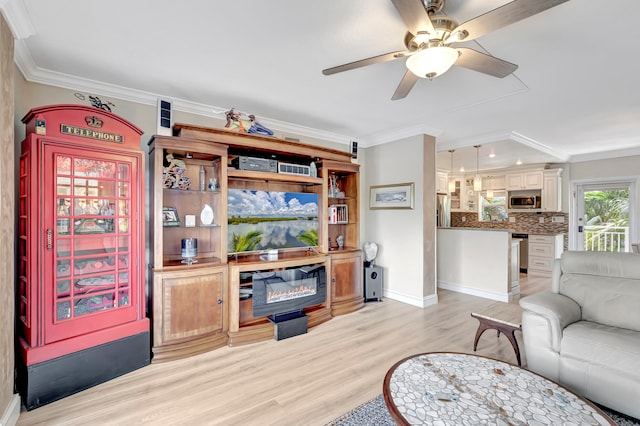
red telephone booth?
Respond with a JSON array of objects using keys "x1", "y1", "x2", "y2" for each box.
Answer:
[{"x1": 17, "y1": 104, "x2": 150, "y2": 410}]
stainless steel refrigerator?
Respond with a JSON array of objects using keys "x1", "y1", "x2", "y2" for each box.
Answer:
[{"x1": 437, "y1": 193, "x2": 450, "y2": 227}]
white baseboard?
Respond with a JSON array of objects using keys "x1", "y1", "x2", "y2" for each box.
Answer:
[
  {"x1": 0, "y1": 394, "x2": 20, "y2": 426},
  {"x1": 438, "y1": 281, "x2": 509, "y2": 302},
  {"x1": 384, "y1": 289, "x2": 438, "y2": 308}
]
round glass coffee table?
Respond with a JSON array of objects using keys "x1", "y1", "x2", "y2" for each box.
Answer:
[{"x1": 383, "y1": 352, "x2": 615, "y2": 425}]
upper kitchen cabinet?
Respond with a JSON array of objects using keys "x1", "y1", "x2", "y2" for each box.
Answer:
[
  {"x1": 506, "y1": 171, "x2": 543, "y2": 190},
  {"x1": 542, "y1": 169, "x2": 563, "y2": 212},
  {"x1": 436, "y1": 172, "x2": 448, "y2": 194}
]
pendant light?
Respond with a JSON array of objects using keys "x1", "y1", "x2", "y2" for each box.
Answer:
[
  {"x1": 486, "y1": 176, "x2": 494, "y2": 201},
  {"x1": 473, "y1": 145, "x2": 482, "y2": 192},
  {"x1": 447, "y1": 150, "x2": 456, "y2": 193}
]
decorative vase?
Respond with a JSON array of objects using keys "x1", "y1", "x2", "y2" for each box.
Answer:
[{"x1": 200, "y1": 204, "x2": 214, "y2": 225}]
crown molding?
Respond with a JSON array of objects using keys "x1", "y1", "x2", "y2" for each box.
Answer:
[
  {"x1": 437, "y1": 130, "x2": 570, "y2": 162},
  {"x1": 569, "y1": 145, "x2": 640, "y2": 163},
  {"x1": 13, "y1": 41, "x2": 354, "y2": 146},
  {"x1": 0, "y1": 0, "x2": 36, "y2": 39},
  {"x1": 509, "y1": 131, "x2": 570, "y2": 162}
]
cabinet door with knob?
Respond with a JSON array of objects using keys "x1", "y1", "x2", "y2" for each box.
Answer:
[
  {"x1": 330, "y1": 250, "x2": 364, "y2": 315},
  {"x1": 151, "y1": 265, "x2": 227, "y2": 362}
]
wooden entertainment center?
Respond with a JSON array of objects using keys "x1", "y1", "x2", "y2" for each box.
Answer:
[{"x1": 148, "y1": 124, "x2": 363, "y2": 362}]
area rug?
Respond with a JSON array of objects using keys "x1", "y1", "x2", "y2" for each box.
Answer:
[{"x1": 326, "y1": 394, "x2": 640, "y2": 426}]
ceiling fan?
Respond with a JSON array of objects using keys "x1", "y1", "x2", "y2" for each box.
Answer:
[{"x1": 322, "y1": 0, "x2": 569, "y2": 100}]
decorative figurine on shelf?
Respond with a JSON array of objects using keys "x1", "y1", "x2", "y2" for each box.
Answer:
[
  {"x1": 208, "y1": 177, "x2": 218, "y2": 191},
  {"x1": 329, "y1": 175, "x2": 338, "y2": 197},
  {"x1": 224, "y1": 108, "x2": 274, "y2": 136},
  {"x1": 336, "y1": 235, "x2": 344, "y2": 250},
  {"x1": 163, "y1": 153, "x2": 191, "y2": 190},
  {"x1": 247, "y1": 114, "x2": 274, "y2": 136}
]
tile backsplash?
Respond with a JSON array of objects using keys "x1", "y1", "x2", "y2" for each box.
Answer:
[{"x1": 451, "y1": 211, "x2": 569, "y2": 236}]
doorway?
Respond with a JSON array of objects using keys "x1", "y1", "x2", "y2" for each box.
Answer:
[{"x1": 571, "y1": 179, "x2": 637, "y2": 251}]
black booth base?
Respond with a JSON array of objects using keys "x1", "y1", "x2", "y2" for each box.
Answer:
[
  {"x1": 18, "y1": 331, "x2": 150, "y2": 411},
  {"x1": 269, "y1": 311, "x2": 308, "y2": 341}
]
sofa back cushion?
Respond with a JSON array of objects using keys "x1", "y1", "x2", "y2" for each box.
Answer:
[{"x1": 558, "y1": 251, "x2": 640, "y2": 331}]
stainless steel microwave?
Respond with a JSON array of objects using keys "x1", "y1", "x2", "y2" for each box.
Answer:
[{"x1": 509, "y1": 194, "x2": 540, "y2": 209}]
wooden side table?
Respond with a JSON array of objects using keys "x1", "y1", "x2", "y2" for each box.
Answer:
[{"x1": 471, "y1": 302, "x2": 523, "y2": 366}]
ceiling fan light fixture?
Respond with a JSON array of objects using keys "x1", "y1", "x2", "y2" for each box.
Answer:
[{"x1": 406, "y1": 46, "x2": 458, "y2": 79}]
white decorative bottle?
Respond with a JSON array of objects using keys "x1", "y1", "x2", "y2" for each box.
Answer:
[
  {"x1": 200, "y1": 204, "x2": 214, "y2": 225},
  {"x1": 199, "y1": 166, "x2": 205, "y2": 191}
]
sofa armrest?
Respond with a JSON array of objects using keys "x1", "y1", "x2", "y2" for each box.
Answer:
[{"x1": 519, "y1": 292, "x2": 581, "y2": 351}]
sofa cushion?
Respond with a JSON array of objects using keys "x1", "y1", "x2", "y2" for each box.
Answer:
[
  {"x1": 559, "y1": 251, "x2": 640, "y2": 331},
  {"x1": 561, "y1": 321, "x2": 640, "y2": 374}
]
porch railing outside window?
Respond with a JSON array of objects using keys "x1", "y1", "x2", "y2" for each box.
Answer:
[{"x1": 584, "y1": 225, "x2": 629, "y2": 252}]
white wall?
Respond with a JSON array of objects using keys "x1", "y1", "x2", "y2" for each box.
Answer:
[
  {"x1": 437, "y1": 228, "x2": 512, "y2": 301},
  {"x1": 362, "y1": 134, "x2": 437, "y2": 307}
]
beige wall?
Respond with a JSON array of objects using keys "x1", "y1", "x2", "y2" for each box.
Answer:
[
  {"x1": 363, "y1": 134, "x2": 437, "y2": 307},
  {"x1": 1, "y1": 12, "x2": 18, "y2": 425},
  {"x1": 569, "y1": 155, "x2": 640, "y2": 180}
]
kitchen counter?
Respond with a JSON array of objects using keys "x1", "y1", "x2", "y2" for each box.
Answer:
[
  {"x1": 439, "y1": 227, "x2": 515, "y2": 233},
  {"x1": 437, "y1": 228, "x2": 520, "y2": 302}
]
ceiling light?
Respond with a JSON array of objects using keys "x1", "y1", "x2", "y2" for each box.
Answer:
[
  {"x1": 489, "y1": 153, "x2": 496, "y2": 158},
  {"x1": 473, "y1": 145, "x2": 482, "y2": 192},
  {"x1": 516, "y1": 160, "x2": 522, "y2": 165},
  {"x1": 406, "y1": 46, "x2": 459, "y2": 79},
  {"x1": 448, "y1": 150, "x2": 456, "y2": 193}
]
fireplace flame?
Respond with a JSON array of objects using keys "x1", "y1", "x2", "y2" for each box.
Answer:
[{"x1": 267, "y1": 284, "x2": 316, "y2": 303}]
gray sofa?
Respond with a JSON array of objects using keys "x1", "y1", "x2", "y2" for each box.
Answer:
[{"x1": 519, "y1": 250, "x2": 640, "y2": 418}]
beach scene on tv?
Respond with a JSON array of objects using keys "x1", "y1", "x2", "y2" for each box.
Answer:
[{"x1": 228, "y1": 189, "x2": 319, "y2": 254}]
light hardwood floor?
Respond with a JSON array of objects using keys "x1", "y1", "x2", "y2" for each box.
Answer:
[{"x1": 17, "y1": 274, "x2": 550, "y2": 426}]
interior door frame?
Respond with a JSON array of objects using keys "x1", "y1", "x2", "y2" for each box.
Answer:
[{"x1": 569, "y1": 176, "x2": 639, "y2": 251}]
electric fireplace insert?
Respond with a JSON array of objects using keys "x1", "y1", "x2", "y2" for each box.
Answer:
[{"x1": 252, "y1": 264, "x2": 326, "y2": 318}]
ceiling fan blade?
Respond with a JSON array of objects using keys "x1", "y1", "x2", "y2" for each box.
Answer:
[
  {"x1": 391, "y1": 70, "x2": 419, "y2": 100},
  {"x1": 455, "y1": 47, "x2": 518, "y2": 78},
  {"x1": 322, "y1": 50, "x2": 410, "y2": 75},
  {"x1": 451, "y1": 0, "x2": 569, "y2": 42},
  {"x1": 390, "y1": 0, "x2": 436, "y2": 37}
]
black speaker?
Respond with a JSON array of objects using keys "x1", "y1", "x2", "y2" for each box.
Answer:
[
  {"x1": 157, "y1": 99, "x2": 172, "y2": 135},
  {"x1": 364, "y1": 265, "x2": 383, "y2": 302},
  {"x1": 350, "y1": 140, "x2": 358, "y2": 159}
]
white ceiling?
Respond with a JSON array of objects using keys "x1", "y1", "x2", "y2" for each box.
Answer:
[{"x1": 3, "y1": 0, "x2": 640, "y2": 173}]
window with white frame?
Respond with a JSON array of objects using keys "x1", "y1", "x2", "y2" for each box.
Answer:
[{"x1": 480, "y1": 190, "x2": 508, "y2": 222}]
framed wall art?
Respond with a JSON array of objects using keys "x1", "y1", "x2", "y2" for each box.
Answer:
[{"x1": 369, "y1": 182, "x2": 414, "y2": 210}]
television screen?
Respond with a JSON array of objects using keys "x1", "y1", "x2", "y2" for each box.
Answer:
[{"x1": 228, "y1": 189, "x2": 319, "y2": 254}]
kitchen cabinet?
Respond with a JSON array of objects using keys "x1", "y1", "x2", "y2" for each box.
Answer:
[
  {"x1": 528, "y1": 234, "x2": 564, "y2": 277},
  {"x1": 463, "y1": 177, "x2": 477, "y2": 212},
  {"x1": 437, "y1": 172, "x2": 448, "y2": 194},
  {"x1": 506, "y1": 171, "x2": 543, "y2": 190},
  {"x1": 484, "y1": 175, "x2": 506, "y2": 190},
  {"x1": 18, "y1": 104, "x2": 149, "y2": 409},
  {"x1": 542, "y1": 169, "x2": 563, "y2": 212},
  {"x1": 449, "y1": 174, "x2": 463, "y2": 211}
]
